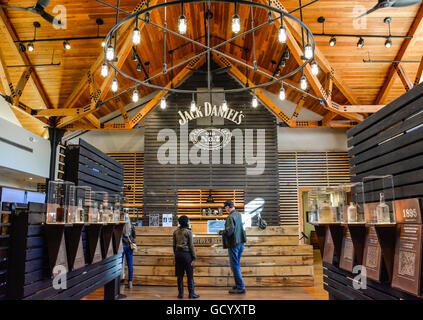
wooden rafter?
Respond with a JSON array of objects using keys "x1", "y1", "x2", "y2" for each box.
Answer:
[
  {"x1": 12, "y1": 67, "x2": 32, "y2": 106},
  {"x1": 267, "y1": 0, "x2": 361, "y2": 106},
  {"x1": 288, "y1": 93, "x2": 307, "y2": 125},
  {"x1": 0, "y1": 8, "x2": 52, "y2": 109},
  {"x1": 414, "y1": 56, "x2": 423, "y2": 86},
  {"x1": 293, "y1": 120, "x2": 355, "y2": 129},
  {"x1": 375, "y1": 4, "x2": 423, "y2": 104},
  {"x1": 336, "y1": 104, "x2": 384, "y2": 113},
  {"x1": 0, "y1": 47, "x2": 13, "y2": 97},
  {"x1": 58, "y1": 0, "x2": 156, "y2": 128},
  {"x1": 394, "y1": 63, "x2": 413, "y2": 92},
  {"x1": 321, "y1": 112, "x2": 337, "y2": 126}
]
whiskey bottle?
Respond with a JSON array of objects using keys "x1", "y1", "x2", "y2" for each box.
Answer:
[
  {"x1": 376, "y1": 193, "x2": 390, "y2": 223},
  {"x1": 76, "y1": 198, "x2": 83, "y2": 223},
  {"x1": 347, "y1": 202, "x2": 358, "y2": 223}
]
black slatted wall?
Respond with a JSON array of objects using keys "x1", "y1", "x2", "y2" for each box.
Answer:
[
  {"x1": 143, "y1": 63, "x2": 279, "y2": 225},
  {"x1": 348, "y1": 83, "x2": 423, "y2": 203}
]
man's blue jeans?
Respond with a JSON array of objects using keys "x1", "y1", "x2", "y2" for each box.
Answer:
[
  {"x1": 228, "y1": 243, "x2": 245, "y2": 290},
  {"x1": 122, "y1": 245, "x2": 134, "y2": 282}
]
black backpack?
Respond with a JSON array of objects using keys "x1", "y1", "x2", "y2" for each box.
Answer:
[{"x1": 257, "y1": 214, "x2": 267, "y2": 230}]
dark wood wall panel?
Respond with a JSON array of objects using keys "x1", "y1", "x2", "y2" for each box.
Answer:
[
  {"x1": 143, "y1": 64, "x2": 280, "y2": 225},
  {"x1": 347, "y1": 83, "x2": 423, "y2": 203}
]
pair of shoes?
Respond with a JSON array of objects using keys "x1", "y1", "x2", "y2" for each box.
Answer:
[
  {"x1": 232, "y1": 286, "x2": 237, "y2": 290},
  {"x1": 178, "y1": 294, "x2": 184, "y2": 299},
  {"x1": 128, "y1": 281, "x2": 133, "y2": 289},
  {"x1": 229, "y1": 288, "x2": 246, "y2": 294},
  {"x1": 189, "y1": 293, "x2": 200, "y2": 299}
]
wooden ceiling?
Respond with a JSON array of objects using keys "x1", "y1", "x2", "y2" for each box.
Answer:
[{"x1": 0, "y1": 0, "x2": 422, "y2": 136}]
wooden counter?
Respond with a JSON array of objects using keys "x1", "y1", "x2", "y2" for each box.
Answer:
[{"x1": 133, "y1": 226, "x2": 314, "y2": 287}]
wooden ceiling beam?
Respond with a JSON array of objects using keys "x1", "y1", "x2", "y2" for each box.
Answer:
[
  {"x1": 60, "y1": 0, "x2": 157, "y2": 115},
  {"x1": 292, "y1": 120, "x2": 355, "y2": 129},
  {"x1": 375, "y1": 3, "x2": 423, "y2": 104},
  {"x1": 85, "y1": 114, "x2": 100, "y2": 128},
  {"x1": 288, "y1": 93, "x2": 308, "y2": 125},
  {"x1": 0, "y1": 8, "x2": 52, "y2": 109},
  {"x1": 267, "y1": 0, "x2": 361, "y2": 106},
  {"x1": 415, "y1": 56, "x2": 423, "y2": 86},
  {"x1": 321, "y1": 112, "x2": 337, "y2": 127},
  {"x1": 213, "y1": 54, "x2": 293, "y2": 127},
  {"x1": 12, "y1": 67, "x2": 32, "y2": 106},
  {"x1": 0, "y1": 47, "x2": 13, "y2": 97},
  {"x1": 394, "y1": 63, "x2": 413, "y2": 92}
]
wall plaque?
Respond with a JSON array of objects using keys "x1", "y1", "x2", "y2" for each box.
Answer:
[
  {"x1": 394, "y1": 198, "x2": 422, "y2": 224},
  {"x1": 323, "y1": 227, "x2": 335, "y2": 264},
  {"x1": 392, "y1": 224, "x2": 423, "y2": 296},
  {"x1": 363, "y1": 226, "x2": 383, "y2": 282},
  {"x1": 340, "y1": 228, "x2": 355, "y2": 272}
]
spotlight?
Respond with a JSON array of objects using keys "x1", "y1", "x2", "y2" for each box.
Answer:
[
  {"x1": 101, "y1": 63, "x2": 108, "y2": 77},
  {"x1": 279, "y1": 85, "x2": 286, "y2": 101},
  {"x1": 329, "y1": 37, "x2": 336, "y2": 47},
  {"x1": 132, "y1": 26, "x2": 141, "y2": 45},
  {"x1": 63, "y1": 40, "x2": 71, "y2": 50},
  {"x1": 27, "y1": 43, "x2": 34, "y2": 52},
  {"x1": 278, "y1": 26, "x2": 287, "y2": 44},
  {"x1": 311, "y1": 60, "x2": 319, "y2": 76},
  {"x1": 132, "y1": 51, "x2": 137, "y2": 61},
  {"x1": 111, "y1": 77, "x2": 118, "y2": 92},
  {"x1": 304, "y1": 44, "x2": 313, "y2": 60},
  {"x1": 19, "y1": 43, "x2": 26, "y2": 52},
  {"x1": 232, "y1": 14, "x2": 241, "y2": 34},
  {"x1": 106, "y1": 45, "x2": 115, "y2": 61},
  {"x1": 300, "y1": 75, "x2": 308, "y2": 90},
  {"x1": 252, "y1": 94, "x2": 258, "y2": 108},
  {"x1": 160, "y1": 96, "x2": 167, "y2": 109},
  {"x1": 222, "y1": 100, "x2": 228, "y2": 112},
  {"x1": 357, "y1": 37, "x2": 364, "y2": 48},
  {"x1": 385, "y1": 38, "x2": 392, "y2": 48},
  {"x1": 136, "y1": 63, "x2": 142, "y2": 72},
  {"x1": 132, "y1": 88, "x2": 139, "y2": 102},
  {"x1": 178, "y1": 15, "x2": 187, "y2": 34}
]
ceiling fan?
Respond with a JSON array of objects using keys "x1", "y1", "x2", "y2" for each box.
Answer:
[
  {"x1": 356, "y1": 0, "x2": 422, "y2": 19},
  {"x1": 0, "y1": 0, "x2": 62, "y2": 26}
]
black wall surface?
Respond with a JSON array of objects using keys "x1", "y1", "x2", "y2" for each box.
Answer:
[{"x1": 143, "y1": 63, "x2": 279, "y2": 225}]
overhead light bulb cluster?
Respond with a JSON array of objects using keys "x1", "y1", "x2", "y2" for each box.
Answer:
[
  {"x1": 279, "y1": 83, "x2": 286, "y2": 101},
  {"x1": 111, "y1": 76, "x2": 118, "y2": 92},
  {"x1": 178, "y1": 15, "x2": 187, "y2": 34},
  {"x1": 304, "y1": 44, "x2": 313, "y2": 60},
  {"x1": 300, "y1": 75, "x2": 308, "y2": 90},
  {"x1": 278, "y1": 25, "x2": 287, "y2": 44},
  {"x1": 160, "y1": 96, "x2": 167, "y2": 109},
  {"x1": 232, "y1": 14, "x2": 241, "y2": 34},
  {"x1": 132, "y1": 88, "x2": 139, "y2": 102},
  {"x1": 252, "y1": 91, "x2": 258, "y2": 108},
  {"x1": 311, "y1": 60, "x2": 319, "y2": 76},
  {"x1": 106, "y1": 45, "x2": 115, "y2": 61},
  {"x1": 101, "y1": 63, "x2": 108, "y2": 77},
  {"x1": 132, "y1": 26, "x2": 141, "y2": 45},
  {"x1": 222, "y1": 100, "x2": 228, "y2": 112}
]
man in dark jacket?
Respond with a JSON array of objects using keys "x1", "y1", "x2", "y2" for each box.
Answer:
[{"x1": 219, "y1": 200, "x2": 247, "y2": 294}]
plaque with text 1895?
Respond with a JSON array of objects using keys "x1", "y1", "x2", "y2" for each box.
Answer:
[
  {"x1": 323, "y1": 227, "x2": 335, "y2": 264},
  {"x1": 394, "y1": 198, "x2": 422, "y2": 224},
  {"x1": 392, "y1": 224, "x2": 423, "y2": 296},
  {"x1": 339, "y1": 228, "x2": 355, "y2": 272},
  {"x1": 363, "y1": 226, "x2": 383, "y2": 282}
]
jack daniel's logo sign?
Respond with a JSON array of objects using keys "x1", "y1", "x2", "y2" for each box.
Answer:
[{"x1": 178, "y1": 102, "x2": 244, "y2": 126}]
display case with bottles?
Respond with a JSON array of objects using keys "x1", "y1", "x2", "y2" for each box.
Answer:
[
  {"x1": 338, "y1": 182, "x2": 365, "y2": 224},
  {"x1": 46, "y1": 180, "x2": 75, "y2": 224},
  {"x1": 363, "y1": 175, "x2": 396, "y2": 225},
  {"x1": 70, "y1": 186, "x2": 92, "y2": 223},
  {"x1": 308, "y1": 186, "x2": 345, "y2": 224}
]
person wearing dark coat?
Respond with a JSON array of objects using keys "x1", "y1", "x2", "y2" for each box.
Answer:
[
  {"x1": 122, "y1": 211, "x2": 136, "y2": 289},
  {"x1": 219, "y1": 200, "x2": 247, "y2": 294},
  {"x1": 173, "y1": 215, "x2": 199, "y2": 299}
]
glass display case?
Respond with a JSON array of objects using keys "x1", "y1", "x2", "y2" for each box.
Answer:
[
  {"x1": 309, "y1": 186, "x2": 345, "y2": 223},
  {"x1": 110, "y1": 193, "x2": 123, "y2": 223},
  {"x1": 46, "y1": 180, "x2": 75, "y2": 224},
  {"x1": 363, "y1": 175, "x2": 396, "y2": 224},
  {"x1": 338, "y1": 182, "x2": 365, "y2": 224},
  {"x1": 93, "y1": 191, "x2": 109, "y2": 223},
  {"x1": 70, "y1": 186, "x2": 92, "y2": 223}
]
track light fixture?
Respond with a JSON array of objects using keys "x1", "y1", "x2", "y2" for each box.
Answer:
[
  {"x1": 111, "y1": 75, "x2": 118, "y2": 92},
  {"x1": 19, "y1": 43, "x2": 26, "y2": 52},
  {"x1": 279, "y1": 82, "x2": 286, "y2": 101},
  {"x1": 132, "y1": 51, "x2": 138, "y2": 61},
  {"x1": 311, "y1": 60, "x2": 319, "y2": 76},
  {"x1": 357, "y1": 37, "x2": 364, "y2": 48},
  {"x1": 63, "y1": 40, "x2": 71, "y2": 50},
  {"x1": 329, "y1": 37, "x2": 336, "y2": 47},
  {"x1": 222, "y1": 99, "x2": 228, "y2": 112},
  {"x1": 136, "y1": 63, "x2": 142, "y2": 72},
  {"x1": 384, "y1": 17, "x2": 392, "y2": 49},
  {"x1": 385, "y1": 38, "x2": 392, "y2": 48},
  {"x1": 27, "y1": 43, "x2": 34, "y2": 52},
  {"x1": 232, "y1": 2, "x2": 241, "y2": 34},
  {"x1": 132, "y1": 88, "x2": 139, "y2": 102},
  {"x1": 27, "y1": 22, "x2": 39, "y2": 53},
  {"x1": 101, "y1": 62, "x2": 108, "y2": 77}
]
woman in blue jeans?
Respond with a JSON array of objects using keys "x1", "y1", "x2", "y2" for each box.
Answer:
[{"x1": 122, "y1": 212, "x2": 136, "y2": 289}]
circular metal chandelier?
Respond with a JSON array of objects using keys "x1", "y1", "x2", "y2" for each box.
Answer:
[{"x1": 101, "y1": 0, "x2": 318, "y2": 103}]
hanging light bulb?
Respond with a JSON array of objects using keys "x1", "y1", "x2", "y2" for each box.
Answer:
[
  {"x1": 357, "y1": 37, "x2": 364, "y2": 48},
  {"x1": 178, "y1": 15, "x2": 187, "y2": 34},
  {"x1": 160, "y1": 96, "x2": 167, "y2": 109},
  {"x1": 190, "y1": 99, "x2": 196, "y2": 112},
  {"x1": 63, "y1": 40, "x2": 71, "y2": 50},
  {"x1": 132, "y1": 26, "x2": 141, "y2": 45},
  {"x1": 329, "y1": 37, "x2": 336, "y2": 47},
  {"x1": 311, "y1": 60, "x2": 319, "y2": 76},
  {"x1": 232, "y1": 14, "x2": 241, "y2": 34},
  {"x1": 101, "y1": 40, "x2": 106, "y2": 47},
  {"x1": 27, "y1": 43, "x2": 34, "y2": 52},
  {"x1": 300, "y1": 75, "x2": 308, "y2": 90},
  {"x1": 385, "y1": 38, "x2": 392, "y2": 48},
  {"x1": 132, "y1": 88, "x2": 139, "y2": 102},
  {"x1": 304, "y1": 44, "x2": 313, "y2": 60},
  {"x1": 252, "y1": 92, "x2": 258, "y2": 108},
  {"x1": 222, "y1": 100, "x2": 228, "y2": 112},
  {"x1": 279, "y1": 84, "x2": 286, "y2": 101},
  {"x1": 101, "y1": 63, "x2": 108, "y2": 77},
  {"x1": 278, "y1": 25, "x2": 287, "y2": 44},
  {"x1": 106, "y1": 45, "x2": 115, "y2": 61},
  {"x1": 111, "y1": 76, "x2": 118, "y2": 92}
]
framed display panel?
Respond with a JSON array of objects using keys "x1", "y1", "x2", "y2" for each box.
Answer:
[
  {"x1": 363, "y1": 226, "x2": 384, "y2": 282},
  {"x1": 394, "y1": 198, "x2": 422, "y2": 224},
  {"x1": 322, "y1": 225, "x2": 343, "y2": 265},
  {"x1": 339, "y1": 227, "x2": 355, "y2": 272}
]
